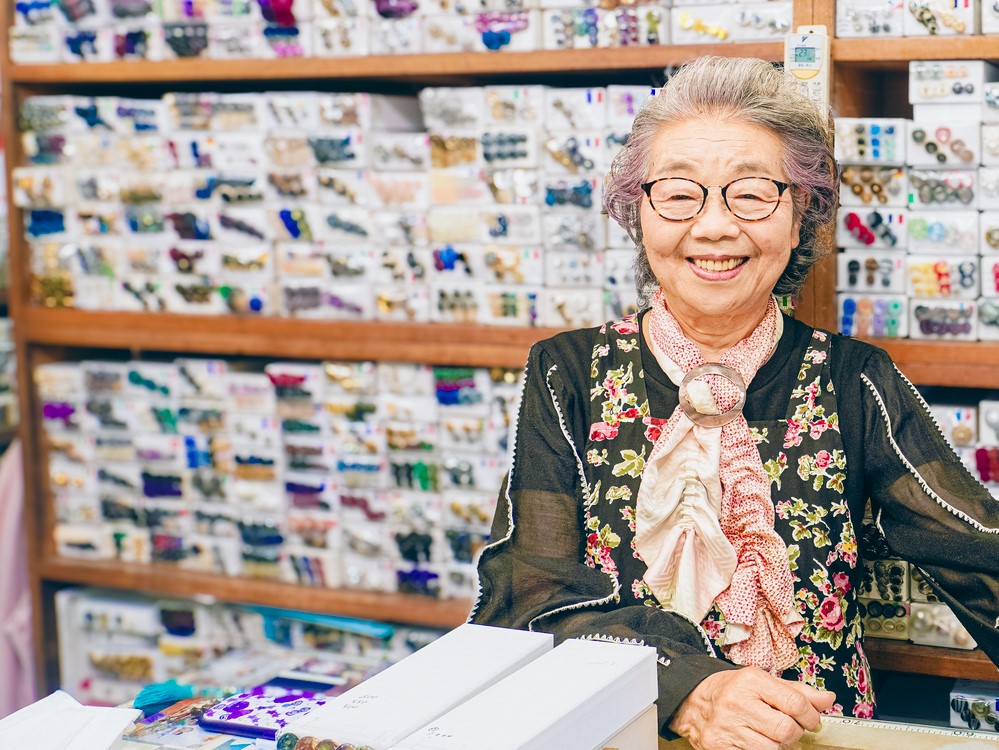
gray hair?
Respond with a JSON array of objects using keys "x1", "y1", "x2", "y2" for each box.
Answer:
[{"x1": 603, "y1": 56, "x2": 838, "y2": 306}]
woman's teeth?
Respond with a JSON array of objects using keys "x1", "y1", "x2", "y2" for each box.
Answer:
[{"x1": 692, "y1": 258, "x2": 744, "y2": 272}]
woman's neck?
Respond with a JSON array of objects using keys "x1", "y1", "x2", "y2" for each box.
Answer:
[{"x1": 668, "y1": 301, "x2": 771, "y2": 361}]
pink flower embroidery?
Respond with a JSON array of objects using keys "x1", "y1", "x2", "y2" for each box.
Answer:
[
  {"x1": 818, "y1": 596, "x2": 845, "y2": 632},
  {"x1": 809, "y1": 419, "x2": 829, "y2": 439},
  {"x1": 832, "y1": 572, "x2": 851, "y2": 594},
  {"x1": 814, "y1": 450, "x2": 832, "y2": 469},
  {"x1": 620, "y1": 407, "x2": 641, "y2": 420},
  {"x1": 784, "y1": 420, "x2": 805, "y2": 448},
  {"x1": 701, "y1": 619, "x2": 722, "y2": 640},
  {"x1": 589, "y1": 422, "x2": 620, "y2": 441},
  {"x1": 856, "y1": 660, "x2": 869, "y2": 695},
  {"x1": 643, "y1": 417, "x2": 668, "y2": 443},
  {"x1": 853, "y1": 701, "x2": 874, "y2": 719},
  {"x1": 611, "y1": 318, "x2": 639, "y2": 335}
]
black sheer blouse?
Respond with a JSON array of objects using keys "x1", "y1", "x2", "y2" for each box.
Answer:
[{"x1": 470, "y1": 312, "x2": 999, "y2": 737}]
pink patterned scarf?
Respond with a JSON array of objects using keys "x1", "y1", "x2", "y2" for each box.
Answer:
[{"x1": 643, "y1": 289, "x2": 802, "y2": 674}]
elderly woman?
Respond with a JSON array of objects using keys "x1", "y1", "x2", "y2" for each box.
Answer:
[{"x1": 469, "y1": 56, "x2": 999, "y2": 750}]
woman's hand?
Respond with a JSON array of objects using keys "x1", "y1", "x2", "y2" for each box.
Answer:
[{"x1": 669, "y1": 667, "x2": 836, "y2": 749}]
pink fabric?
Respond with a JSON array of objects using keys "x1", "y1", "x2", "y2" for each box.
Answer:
[
  {"x1": 0, "y1": 440, "x2": 36, "y2": 718},
  {"x1": 645, "y1": 291, "x2": 802, "y2": 674}
]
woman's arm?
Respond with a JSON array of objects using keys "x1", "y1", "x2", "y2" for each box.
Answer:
[{"x1": 860, "y1": 348, "x2": 999, "y2": 662}]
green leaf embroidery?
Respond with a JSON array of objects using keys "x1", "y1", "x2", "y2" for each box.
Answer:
[
  {"x1": 605, "y1": 485, "x2": 633, "y2": 502},
  {"x1": 612, "y1": 446, "x2": 647, "y2": 478}
]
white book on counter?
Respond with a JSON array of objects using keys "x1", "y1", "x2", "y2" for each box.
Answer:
[
  {"x1": 0, "y1": 690, "x2": 140, "y2": 750},
  {"x1": 389, "y1": 637, "x2": 658, "y2": 750},
  {"x1": 278, "y1": 623, "x2": 553, "y2": 750}
]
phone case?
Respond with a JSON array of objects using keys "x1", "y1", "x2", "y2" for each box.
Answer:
[{"x1": 197, "y1": 686, "x2": 328, "y2": 740}]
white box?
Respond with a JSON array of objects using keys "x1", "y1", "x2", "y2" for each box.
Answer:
[
  {"x1": 912, "y1": 102, "x2": 985, "y2": 122},
  {"x1": 278, "y1": 624, "x2": 553, "y2": 749},
  {"x1": 979, "y1": 297, "x2": 999, "y2": 340},
  {"x1": 907, "y1": 210, "x2": 979, "y2": 255},
  {"x1": 839, "y1": 165, "x2": 908, "y2": 207},
  {"x1": 983, "y1": 257, "x2": 999, "y2": 297},
  {"x1": 910, "y1": 59, "x2": 998, "y2": 103},
  {"x1": 903, "y1": 1, "x2": 979, "y2": 37},
  {"x1": 981, "y1": 167, "x2": 999, "y2": 209},
  {"x1": 544, "y1": 87, "x2": 608, "y2": 129},
  {"x1": 726, "y1": 2, "x2": 793, "y2": 42},
  {"x1": 985, "y1": 0, "x2": 999, "y2": 32},
  {"x1": 986, "y1": 83, "x2": 999, "y2": 123},
  {"x1": 836, "y1": 0, "x2": 904, "y2": 38},
  {"x1": 910, "y1": 601, "x2": 977, "y2": 649},
  {"x1": 835, "y1": 118, "x2": 907, "y2": 165},
  {"x1": 983, "y1": 124, "x2": 999, "y2": 166},
  {"x1": 391, "y1": 638, "x2": 657, "y2": 750},
  {"x1": 838, "y1": 293, "x2": 908, "y2": 338},
  {"x1": 837, "y1": 250, "x2": 906, "y2": 293},
  {"x1": 982, "y1": 211, "x2": 999, "y2": 253},
  {"x1": 907, "y1": 254, "x2": 980, "y2": 299},
  {"x1": 836, "y1": 207, "x2": 906, "y2": 249},
  {"x1": 978, "y1": 398, "x2": 999, "y2": 442},
  {"x1": 910, "y1": 299, "x2": 978, "y2": 340},
  {"x1": 950, "y1": 679, "x2": 999, "y2": 731},
  {"x1": 906, "y1": 120, "x2": 980, "y2": 167}
]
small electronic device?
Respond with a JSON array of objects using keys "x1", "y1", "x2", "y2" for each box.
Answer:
[{"x1": 784, "y1": 25, "x2": 830, "y2": 114}]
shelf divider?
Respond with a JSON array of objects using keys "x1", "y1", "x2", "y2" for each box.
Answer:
[
  {"x1": 21, "y1": 308, "x2": 564, "y2": 367},
  {"x1": 864, "y1": 637, "x2": 999, "y2": 681},
  {"x1": 8, "y1": 44, "x2": 781, "y2": 85},
  {"x1": 40, "y1": 557, "x2": 472, "y2": 629}
]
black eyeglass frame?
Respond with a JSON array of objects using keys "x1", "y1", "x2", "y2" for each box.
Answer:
[{"x1": 640, "y1": 176, "x2": 792, "y2": 222}]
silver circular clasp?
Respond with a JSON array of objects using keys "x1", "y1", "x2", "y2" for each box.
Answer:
[{"x1": 678, "y1": 363, "x2": 746, "y2": 428}]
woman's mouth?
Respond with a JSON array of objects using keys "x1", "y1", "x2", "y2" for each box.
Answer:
[{"x1": 688, "y1": 257, "x2": 748, "y2": 274}]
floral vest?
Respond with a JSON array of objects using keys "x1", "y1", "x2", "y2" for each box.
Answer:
[{"x1": 582, "y1": 314, "x2": 876, "y2": 718}]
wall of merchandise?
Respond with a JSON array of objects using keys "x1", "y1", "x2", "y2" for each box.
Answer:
[
  {"x1": 8, "y1": 0, "x2": 794, "y2": 61},
  {"x1": 835, "y1": 60, "x2": 999, "y2": 342},
  {"x1": 54, "y1": 587, "x2": 443, "y2": 706},
  {"x1": 38, "y1": 356, "x2": 520, "y2": 599},
  {"x1": 17, "y1": 87, "x2": 654, "y2": 330}
]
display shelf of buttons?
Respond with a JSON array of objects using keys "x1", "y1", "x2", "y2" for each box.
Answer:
[
  {"x1": 819, "y1": 18, "x2": 999, "y2": 679},
  {"x1": 818, "y1": 22, "x2": 999, "y2": 388},
  {"x1": 0, "y1": 13, "x2": 797, "y2": 691}
]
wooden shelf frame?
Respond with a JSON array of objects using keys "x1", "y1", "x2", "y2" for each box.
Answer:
[
  {"x1": 20, "y1": 309, "x2": 564, "y2": 368},
  {"x1": 7, "y1": 44, "x2": 783, "y2": 85},
  {"x1": 6, "y1": 0, "x2": 999, "y2": 696},
  {"x1": 863, "y1": 638, "x2": 999, "y2": 681},
  {"x1": 39, "y1": 557, "x2": 472, "y2": 629}
]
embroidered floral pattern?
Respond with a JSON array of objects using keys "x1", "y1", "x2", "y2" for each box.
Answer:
[
  {"x1": 583, "y1": 318, "x2": 873, "y2": 717},
  {"x1": 702, "y1": 334, "x2": 874, "y2": 718},
  {"x1": 585, "y1": 514, "x2": 620, "y2": 574}
]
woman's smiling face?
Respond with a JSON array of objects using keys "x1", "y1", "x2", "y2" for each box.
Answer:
[{"x1": 639, "y1": 116, "x2": 801, "y2": 325}]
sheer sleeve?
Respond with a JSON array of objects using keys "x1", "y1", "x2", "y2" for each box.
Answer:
[
  {"x1": 469, "y1": 341, "x2": 738, "y2": 737},
  {"x1": 860, "y1": 349, "x2": 999, "y2": 662}
]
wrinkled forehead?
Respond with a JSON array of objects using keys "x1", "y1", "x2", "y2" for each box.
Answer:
[{"x1": 647, "y1": 118, "x2": 787, "y2": 178}]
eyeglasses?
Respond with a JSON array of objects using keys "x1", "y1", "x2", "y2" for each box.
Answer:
[{"x1": 641, "y1": 176, "x2": 791, "y2": 222}]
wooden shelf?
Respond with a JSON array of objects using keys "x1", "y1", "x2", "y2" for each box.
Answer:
[
  {"x1": 833, "y1": 37, "x2": 999, "y2": 69},
  {"x1": 22, "y1": 308, "x2": 564, "y2": 367},
  {"x1": 862, "y1": 338, "x2": 999, "y2": 388},
  {"x1": 39, "y1": 557, "x2": 471, "y2": 629},
  {"x1": 864, "y1": 638, "x2": 999, "y2": 681},
  {"x1": 7, "y1": 43, "x2": 781, "y2": 86}
]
